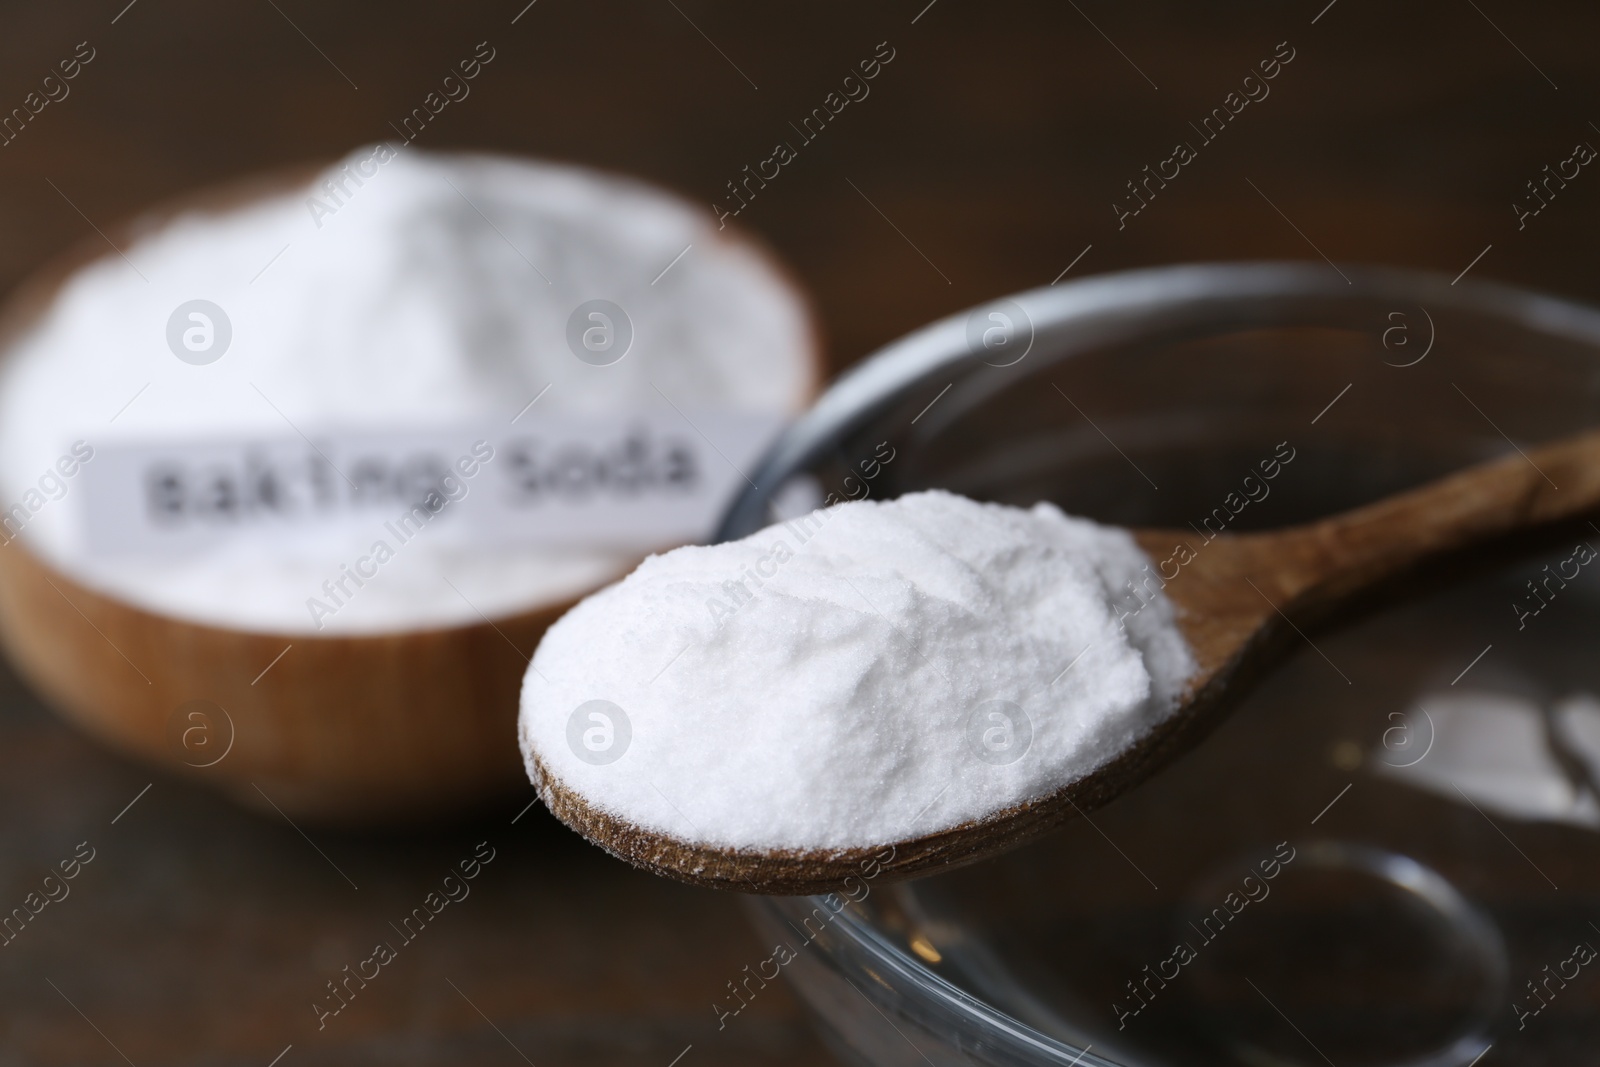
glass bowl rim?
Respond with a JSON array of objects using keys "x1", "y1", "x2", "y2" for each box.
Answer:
[{"x1": 717, "y1": 258, "x2": 1600, "y2": 541}]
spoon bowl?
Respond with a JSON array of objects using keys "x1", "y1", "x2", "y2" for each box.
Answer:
[
  {"x1": 530, "y1": 427, "x2": 1600, "y2": 892},
  {"x1": 527, "y1": 259, "x2": 1600, "y2": 892}
]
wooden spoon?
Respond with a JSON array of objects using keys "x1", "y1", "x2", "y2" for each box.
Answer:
[{"x1": 531, "y1": 426, "x2": 1600, "y2": 894}]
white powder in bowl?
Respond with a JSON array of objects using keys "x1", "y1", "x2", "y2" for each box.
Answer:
[
  {"x1": 0, "y1": 147, "x2": 816, "y2": 634},
  {"x1": 519, "y1": 489, "x2": 1195, "y2": 851}
]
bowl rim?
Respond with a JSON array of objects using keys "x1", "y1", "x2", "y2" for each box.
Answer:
[{"x1": 716, "y1": 259, "x2": 1600, "y2": 541}]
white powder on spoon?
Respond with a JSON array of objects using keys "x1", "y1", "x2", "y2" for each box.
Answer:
[
  {"x1": 519, "y1": 489, "x2": 1195, "y2": 851},
  {"x1": 0, "y1": 147, "x2": 816, "y2": 633}
]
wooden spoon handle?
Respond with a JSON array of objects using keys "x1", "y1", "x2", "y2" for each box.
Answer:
[{"x1": 1262, "y1": 426, "x2": 1600, "y2": 610}]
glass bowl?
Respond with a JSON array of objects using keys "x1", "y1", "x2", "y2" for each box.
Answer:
[{"x1": 719, "y1": 262, "x2": 1600, "y2": 1067}]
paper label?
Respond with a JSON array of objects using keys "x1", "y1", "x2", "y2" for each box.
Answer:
[{"x1": 79, "y1": 412, "x2": 784, "y2": 557}]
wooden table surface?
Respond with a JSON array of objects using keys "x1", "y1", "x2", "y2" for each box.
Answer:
[{"x1": 2, "y1": 1, "x2": 1599, "y2": 1063}]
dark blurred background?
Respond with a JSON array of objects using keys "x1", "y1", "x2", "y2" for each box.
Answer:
[{"x1": 2, "y1": 1, "x2": 1598, "y2": 1064}]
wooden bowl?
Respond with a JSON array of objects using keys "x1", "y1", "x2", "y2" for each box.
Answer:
[{"x1": 0, "y1": 158, "x2": 823, "y2": 822}]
